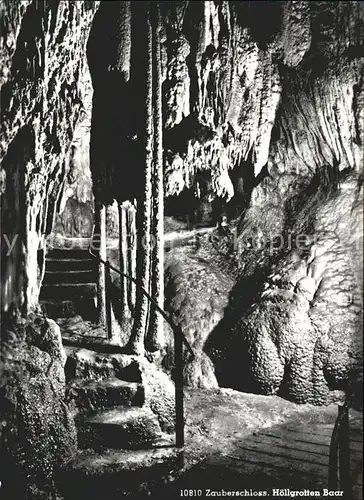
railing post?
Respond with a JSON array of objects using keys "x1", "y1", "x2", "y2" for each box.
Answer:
[
  {"x1": 105, "y1": 260, "x2": 112, "y2": 341},
  {"x1": 174, "y1": 326, "x2": 184, "y2": 448},
  {"x1": 329, "y1": 409, "x2": 340, "y2": 490},
  {"x1": 339, "y1": 405, "x2": 350, "y2": 499}
]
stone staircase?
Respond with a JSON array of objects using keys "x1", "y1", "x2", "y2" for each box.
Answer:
[
  {"x1": 40, "y1": 248, "x2": 97, "y2": 320},
  {"x1": 58, "y1": 342, "x2": 182, "y2": 499}
]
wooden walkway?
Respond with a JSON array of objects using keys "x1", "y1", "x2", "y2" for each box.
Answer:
[
  {"x1": 162, "y1": 408, "x2": 363, "y2": 500},
  {"x1": 231, "y1": 416, "x2": 363, "y2": 499}
]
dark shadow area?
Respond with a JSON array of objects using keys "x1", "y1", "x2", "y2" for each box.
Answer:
[
  {"x1": 0, "y1": 125, "x2": 33, "y2": 317},
  {"x1": 226, "y1": 151, "x2": 256, "y2": 220},
  {"x1": 87, "y1": 1, "x2": 144, "y2": 206},
  {"x1": 164, "y1": 113, "x2": 216, "y2": 154},
  {"x1": 204, "y1": 248, "x2": 277, "y2": 392},
  {"x1": 232, "y1": 0, "x2": 283, "y2": 50}
]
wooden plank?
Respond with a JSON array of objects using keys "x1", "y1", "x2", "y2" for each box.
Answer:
[
  {"x1": 230, "y1": 445, "x2": 328, "y2": 478},
  {"x1": 351, "y1": 460, "x2": 363, "y2": 486},
  {"x1": 238, "y1": 440, "x2": 329, "y2": 466},
  {"x1": 280, "y1": 422, "x2": 332, "y2": 431},
  {"x1": 259, "y1": 428, "x2": 363, "y2": 451},
  {"x1": 231, "y1": 450, "x2": 361, "y2": 488},
  {"x1": 259, "y1": 429, "x2": 331, "y2": 448},
  {"x1": 244, "y1": 433, "x2": 331, "y2": 456},
  {"x1": 253, "y1": 431, "x2": 363, "y2": 455},
  {"x1": 286, "y1": 424, "x2": 363, "y2": 441},
  {"x1": 203, "y1": 455, "x2": 325, "y2": 489},
  {"x1": 247, "y1": 434, "x2": 362, "y2": 476}
]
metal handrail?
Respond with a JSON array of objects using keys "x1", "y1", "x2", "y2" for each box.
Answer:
[
  {"x1": 88, "y1": 227, "x2": 194, "y2": 448},
  {"x1": 88, "y1": 226, "x2": 194, "y2": 355}
]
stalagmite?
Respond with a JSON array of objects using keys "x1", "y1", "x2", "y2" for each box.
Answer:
[
  {"x1": 114, "y1": 1, "x2": 132, "y2": 327},
  {"x1": 127, "y1": 3, "x2": 153, "y2": 355},
  {"x1": 147, "y1": 2, "x2": 165, "y2": 352}
]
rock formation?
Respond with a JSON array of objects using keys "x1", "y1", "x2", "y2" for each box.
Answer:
[
  {"x1": 1, "y1": 2, "x2": 98, "y2": 497},
  {"x1": 1, "y1": 2, "x2": 363, "y2": 496},
  {"x1": 1, "y1": 0, "x2": 99, "y2": 315},
  {"x1": 1, "y1": 314, "x2": 77, "y2": 498},
  {"x1": 208, "y1": 171, "x2": 363, "y2": 406}
]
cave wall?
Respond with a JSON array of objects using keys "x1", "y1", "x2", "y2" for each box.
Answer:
[
  {"x1": 0, "y1": 1, "x2": 99, "y2": 498},
  {"x1": 146, "y1": 1, "x2": 363, "y2": 403},
  {"x1": 202, "y1": 1, "x2": 364, "y2": 405},
  {"x1": 207, "y1": 171, "x2": 363, "y2": 406},
  {"x1": 0, "y1": 0, "x2": 99, "y2": 316},
  {"x1": 88, "y1": 2, "x2": 363, "y2": 222},
  {"x1": 52, "y1": 72, "x2": 94, "y2": 242},
  {"x1": 161, "y1": 0, "x2": 363, "y2": 192},
  {"x1": 1, "y1": 0, "x2": 363, "y2": 436},
  {"x1": 2, "y1": 1, "x2": 361, "y2": 318}
]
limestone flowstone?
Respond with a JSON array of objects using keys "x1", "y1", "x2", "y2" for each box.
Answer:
[
  {"x1": 164, "y1": 244, "x2": 234, "y2": 389},
  {"x1": 209, "y1": 173, "x2": 363, "y2": 407},
  {"x1": 0, "y1": 314, "x2": 77, "y2": 499}
]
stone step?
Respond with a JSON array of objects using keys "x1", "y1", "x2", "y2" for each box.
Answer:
[
  {"x1": 40, "y1": 298, "x2": 97, "y2": 321},
  {"x1": 66, "y1": 378, "x2": 145, "y2": 414},
  {"x1": 43, "y1": 269, "x2": 96, "y2": 285},
  {"x1": 64, "y1": 346, "x2": 142, "y2": 382},
  {"x1": 75, "y1": 406, "x2": 163, "y2": 451},
  {"x1": 39, "y1": 283, "x2": 97, "y2": 300},
  {"x1": 45, "y1": 257, "x2": 96, "y2": 272},
  {"x1": 46, "y1": 248, "x2": 94, "y2": 260},
  {"x1": 62, "y1": 334, "x2": 117, "y2": 350},
  {"x1": 58, "y1": 445, "x2": 182, "y2": 500},
  {"x1": 40, "y1": 300, "x2": 77, "y2": 318}
]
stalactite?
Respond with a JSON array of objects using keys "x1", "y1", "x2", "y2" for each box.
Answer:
[
  {"x1": 127, "y1": 3, "x2": 153, "y2": 355},
  {"x1": 163, "y1": 33, "x2": 190, "y2": 129},
  {"x1": 115, "y1": 1, "x2": 132, "y2": 81},
  {"x1": 147, "y1": 2, "x2": 165, "y2": 352},
  {"x1": 114, "y1": 1, "x2": 132, "y2": 326}
]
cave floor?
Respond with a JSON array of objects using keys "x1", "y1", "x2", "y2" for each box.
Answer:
[
  {"x1": 58, "y1": 319, "x2": 362, "y2": 500},
  {"x1": 154, "y1": 388, "x2": 363, "y2": 500},
  {"x1": 63, "y1": 386, "x2": 363, "y2": 499}
]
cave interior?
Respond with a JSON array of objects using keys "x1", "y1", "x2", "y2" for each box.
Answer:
[{"x1": 0, "y1": 1, "x2": 363, "y2": 499}]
